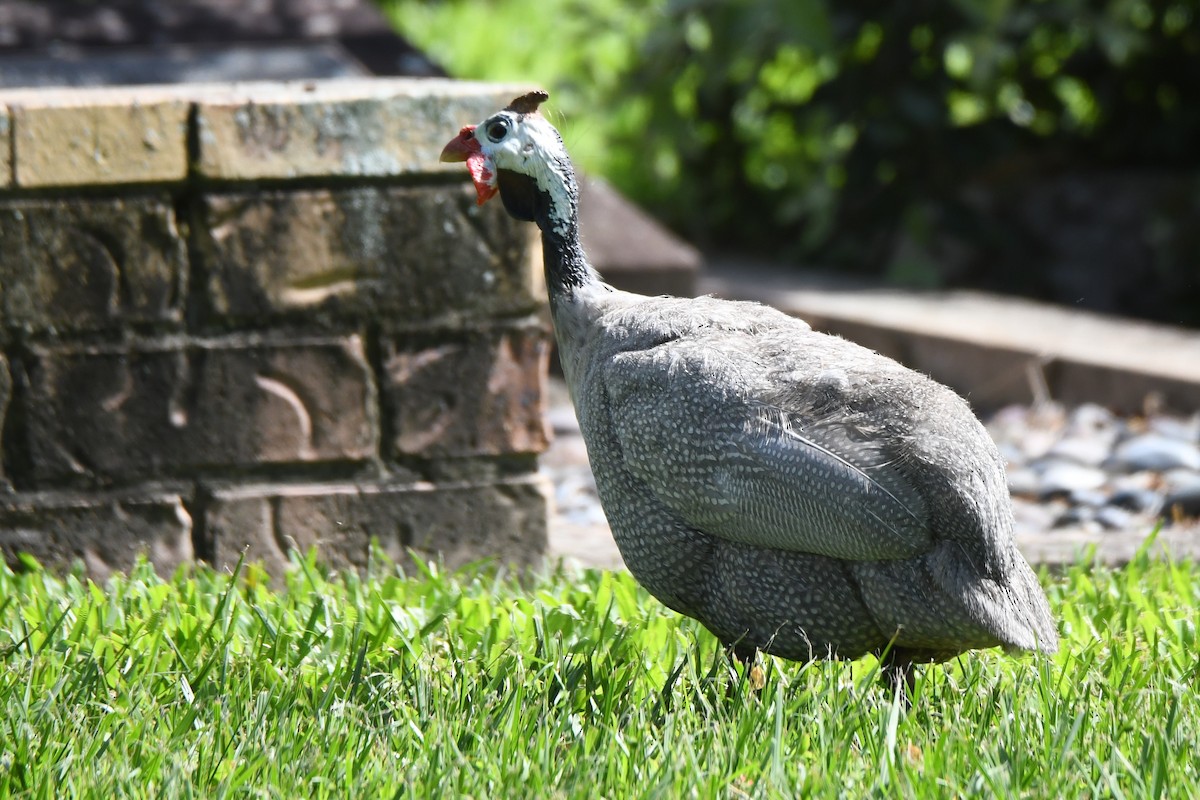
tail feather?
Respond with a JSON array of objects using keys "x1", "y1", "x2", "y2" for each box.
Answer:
[
  {"x1": 853, "y1": 543, "x2": 1058, "y2": 655},
  {"x1": 929, "y1": 543, "x2": 1058, "y2": 654}
]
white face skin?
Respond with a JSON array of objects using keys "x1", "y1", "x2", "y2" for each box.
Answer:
[{"x1": 472, "y1": 110, "x2": 576, "y2": 238}]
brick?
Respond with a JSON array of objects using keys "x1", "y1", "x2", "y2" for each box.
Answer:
[
  {"x1": 196, "y1": 185, "x2": 541, "y2": 323},
  {"x1": 0, "y1": 107, "x2": 11, "y2": 188},
  {"x1": 8, "y1": 88, "x2": 188, "y2": 187},
  {"x1": 0, "y1": 353, "x2": 9, "y2": 486},
  {"x1": 24, "y1": 334, "x2": 377, "y2": 485},
  {"x1": 205, "y1": 475, "x2": 549, "y2": 576},
  {"x1": 193, "y1": 79, "x2": 528, "y2": 180},
  {"x1": 0, "y1": 196, "x2": 186, "y2": 333},
  {"x1": 0, "y1": 487, "x2": 193, "y2": 580},
  {"x1": 382, "y1": 325, "x2": 550, "y2": 458}
]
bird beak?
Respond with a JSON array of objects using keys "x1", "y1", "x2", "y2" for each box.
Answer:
[
  {"x1": 440, "y1": 125, "x2": 500, "y2": 205},
  {"x1": 439, "y1": 125, "x2": 478, "y2": 163}
]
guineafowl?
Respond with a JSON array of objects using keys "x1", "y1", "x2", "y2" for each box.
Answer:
[{"x1": 440, "y1": 91, "x2": 1058, "y2": 696}]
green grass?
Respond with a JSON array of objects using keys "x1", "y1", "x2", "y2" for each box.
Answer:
[{"x1": 1, "y1": 548, "x2": 1197, "y2": 799}]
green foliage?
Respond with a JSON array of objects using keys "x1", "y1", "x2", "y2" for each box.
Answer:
[
  {"x1": 1, "y1": 547, "x2": 1198, "y2": 797},
  {"x1": 382, "y1": 0, "x2": 1200, "y2": 321},
  {"x1": 616, "y1": 1, "x2": 1200, "y2": 267},
  {"x1": 379, "y1": 0, "x2": 657, "y2": 176}
]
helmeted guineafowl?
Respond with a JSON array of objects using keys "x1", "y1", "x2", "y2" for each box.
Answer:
[{"x1": 440, "y1": 91, "x2": 1058, "y2": 695}]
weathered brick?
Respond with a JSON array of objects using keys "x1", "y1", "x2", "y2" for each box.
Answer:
[
  {"x1": 0, "y1": 196, "x2": 185, "y2": 333},
  {"x1": 382, "y1": 325, "x2": 550, "y2": 458},
  {"x1": 7, "y1": 87, "x2": 189, "y2": 187},
  {"x1": 205, "y1": 475, "x2": 549, "y2": 576},
  {"x1": 196, "y1": 185, "x2": 541, "y2": 323},
  {"x1": 0, "y1": 487, "x2": 193, "y2": 580},
  {"x1": 25, "y1": 334, "x2": 377, "y2": 485},
  {"x1": 0, "y1": 107, "x2": 11, "y2": 188},
  {"x1": 0, "y1": 353, "x2": 10, "y2": 486},
  {"x1": 194, "y1": 79, "x2": 528, "y2": 180}
]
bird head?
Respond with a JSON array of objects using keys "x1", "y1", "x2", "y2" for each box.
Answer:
[{"x1": 440, "y1": 90, "x2": 577, "y2": 238}]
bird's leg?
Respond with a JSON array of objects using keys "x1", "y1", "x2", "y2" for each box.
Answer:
[
  {"x1": 879, "y1": 648, "x2": 916, "y2": 708},
  {"x1": 726, "y1": 643, "x2": 765, "y2": 693}
]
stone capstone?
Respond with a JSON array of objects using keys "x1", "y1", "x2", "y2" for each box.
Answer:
[
  {"x1": 0, "y1": 107, "x2": 10, "y2": 187},
  {"x1": 193, "y1": 81, "x2": 523, "y2": 180},
  {"x1": 9, "y1": 90, "x2": 189, "y2": 187}
]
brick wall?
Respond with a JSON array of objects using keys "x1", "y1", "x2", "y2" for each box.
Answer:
[{"x1": 0, "y1": 78, "x2": 551, "y2": 579}]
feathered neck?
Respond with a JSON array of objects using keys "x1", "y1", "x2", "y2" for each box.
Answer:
[
  {"x1": 538, "y1": 189, "x2": 597, "y2": 298},
  {"x1": 496, "y1": 164, "x2": 599, "y2": 298}
]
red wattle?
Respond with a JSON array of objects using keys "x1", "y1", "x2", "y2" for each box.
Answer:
[
  {"x1": 439, "y1": 125, "x2": 498, "y2": 205},
  {"x1": 466, "y1": 152, "x2": 499, "y2": 205}
]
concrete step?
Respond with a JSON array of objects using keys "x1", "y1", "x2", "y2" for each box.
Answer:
[{"x1": 703, "y1": 257, "x2": 1200, "y2": 415}]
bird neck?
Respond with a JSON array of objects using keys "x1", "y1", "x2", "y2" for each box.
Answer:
[
  {"x1": 540, "y1": 219, "x2": 598, "y2": 298},
  {"x1": 494, "y1": 161, "x2": 599, "y2": 298}
]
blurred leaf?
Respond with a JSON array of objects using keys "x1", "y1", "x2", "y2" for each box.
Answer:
[{"x1": 381, "y1": 0, "x2": 1200, "y2": 321}]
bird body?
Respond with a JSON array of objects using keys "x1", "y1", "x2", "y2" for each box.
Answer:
[{"x1": 441, "y1": 92, "x2": 1057, "y2": 680}]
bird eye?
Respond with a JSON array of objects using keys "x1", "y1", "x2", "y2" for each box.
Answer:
[{"x1": 485, "y1": 119, "x2": 509, "y2": 143}]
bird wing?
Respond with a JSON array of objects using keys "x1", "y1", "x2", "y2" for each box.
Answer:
[{"x1": 601, "y1": 335, "x2": 936, "y2": 561}]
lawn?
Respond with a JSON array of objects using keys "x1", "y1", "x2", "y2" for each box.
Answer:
[{"x1": 0, "y1": 546, "x2": 1196, "y2": 798}]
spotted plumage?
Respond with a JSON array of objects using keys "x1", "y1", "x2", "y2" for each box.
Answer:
[{"x1": 441, "y1": 92, "x2": 1058, "y2": 692}]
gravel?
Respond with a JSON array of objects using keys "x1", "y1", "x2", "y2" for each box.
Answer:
[{"x1": 989, "y1": 402, "x2": 1200, "y2": 537}]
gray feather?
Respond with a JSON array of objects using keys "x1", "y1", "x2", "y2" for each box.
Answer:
[{"x1": 604, "y1": 335, "x2": 932, "y2": 560}]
